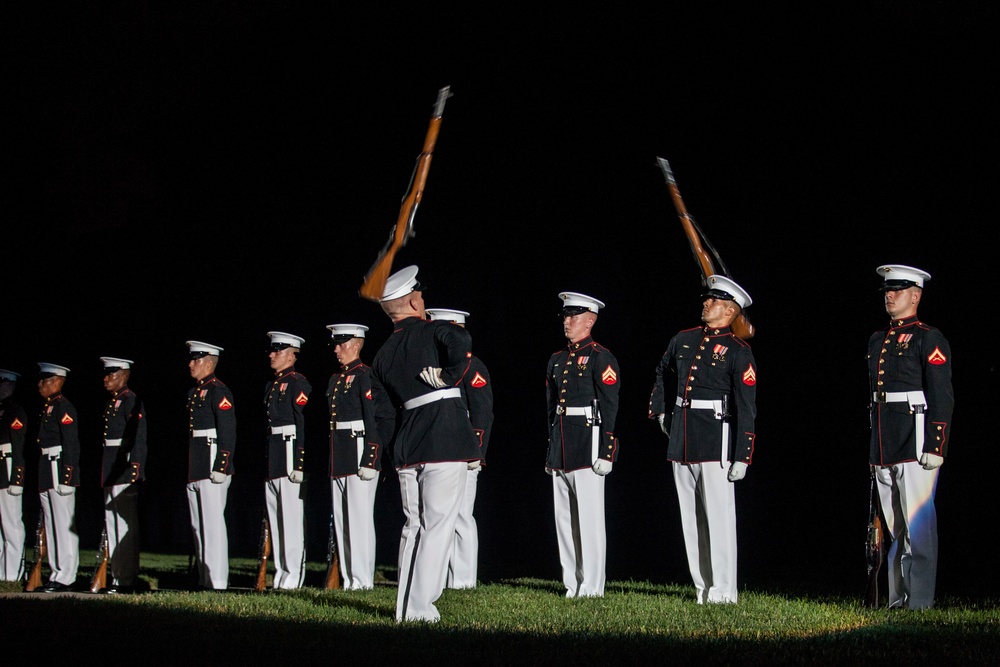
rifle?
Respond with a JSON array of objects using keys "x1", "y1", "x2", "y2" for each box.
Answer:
[
  {"x1": 254, "y1": 515, "x2": 271, "y2": 592},
  {"x1": 359, "y1": 86, "x2": 453, "y2": 302},
  {"x1": 864, "y1": 469, "x2": 884, "y2": 608},
  {"x1": 89, "y1": 525, "x2": 110, "y2": 593},
  {"x1": 24, "y1": 513, "x2": 46, "y2": 592},
  {"x1": 656, "y1": 157, "x2": 755, "y2": 340},
  {"x1": 324, "y1": 511, "x2": 341, "y2": 590}
]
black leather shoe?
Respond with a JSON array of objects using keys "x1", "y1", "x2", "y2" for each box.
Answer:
[
  {"x1": 102, "y1": 585, "x2": 135, "y2": 595},
  {"x1": 39, "y1": 582, "x2": 72, "y2": 593}
]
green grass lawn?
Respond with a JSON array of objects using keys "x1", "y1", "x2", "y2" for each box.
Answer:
[{"x1": 2, "y1": 551, "x2": 999, "y2": 665}]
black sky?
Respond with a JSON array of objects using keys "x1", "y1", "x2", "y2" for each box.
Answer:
[{"x1": 5, "y1": 5, "x2": 998, "y2": 596}]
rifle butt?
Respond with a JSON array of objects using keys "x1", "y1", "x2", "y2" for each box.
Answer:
[
  {"x1": 325, "y1": 553, "x2": 341, "y2": 590},
  {"x1": 359, "y1": 247, "x2": 400, "y2": 303},
  {"x1": 732, "y1": 313, "x2": 755, "y2": 340},
  {"x1": 89, "y1": 563, "x2": 108, "y2": 593},
  {"x1": 254, "y1": 517, "x2": 272, "y2": 592},
  {"x1": 23, "y1": 515, "x2": 47, "y2": 592},
  {"x1": 25, "y1": 560, "x2": 44, "y2": 592}
]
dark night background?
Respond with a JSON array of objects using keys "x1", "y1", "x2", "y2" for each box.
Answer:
[{"x1": 5, "y1": 5, "x2": 997, "y2": 597}]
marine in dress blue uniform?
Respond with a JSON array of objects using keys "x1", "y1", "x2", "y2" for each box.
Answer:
[
  {"x1": 649, "y1": 276, "x2": 757, "y2": 604},
  {"x1": 0, "y1": 369, "x2": 27, "y2": 581},
  {"x1": 545, "y1": 292, "x2": 620, "y2": 598},
  {"x1": 868, "y1": 265, "x2": 953, "y2": 610},
  {"x1": 263, "y1": 332, "x2": 311, "y2": 590},
  {"x1": 35, "y1": 362, "x2": 80, "y2": 592},
  {"x1": 185, "y1": 341, "x2": 235, "y2": 590},
  {"x1": 425, "y1": 309, "x2": 495, "y2": 590},
  {"x1": 326, "y1": 323, "x2": 383, "y2": 590},
  {"x1": 370, "y1": 266, "x2": 482, "y2": 622},
  {"x1": 98, "y1": 357, "x2": 147, "y2": 593}
]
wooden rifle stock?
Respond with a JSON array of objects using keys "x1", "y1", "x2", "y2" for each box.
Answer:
[
  {"x1": 324, "y1": 512, "x2": 341, "y2": 590},
  {"x1": 89, "y1": 525, "x2": 110, "y2": 593},
  {"x1": 254, "y1": 515, "x2": 271, "y2": 592},
  {"x1": 657, "y1": 157, "x2": 755, "y2": 340},
  {"x1": 359, "y1": 86, "x2": 453, "y2": 302},
  {"x1": 864, "y1": 470, "x2": 884, "y2": 608},
  {"x1": 24, "y1": 513, "x2": 46, "y2": 591}
]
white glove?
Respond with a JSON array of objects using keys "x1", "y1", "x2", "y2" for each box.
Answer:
[
  {"x1": 7, "y1": 485, "x2": 24, "y2": 496},
  {"x1": 657, "y1": 414, "x2": 668, "y2": 435},
  {"x1": 592, "y1": 459, "x2": 613, "y2": 476},
  {"x1": 468, "y1": 460, "x2": 482, "y2": 470},
  {"x1": 289, "y1": 470, "x2": 304, "y2": 484},
  {"x1": 919, "y1": 453, "x2": 944, "y2": 470},
  {"x1": 727, "y1": 461, "x2": 748, "y2": 482},
  {"x1": 419, "y1": 367, "x2": 447, "y2": 389},
  {"x1": 56, "y1": 484, "x2": 75, "y2": 496},
  {"x1": 357, "y1": 467, "x2": 378, "y2": 481},
  {"x1": 210, "y1": 471, "x2": 227, "y2": 484},
  {"x1": 545, "y1": 467, "x2": 556, "y2": 476}
]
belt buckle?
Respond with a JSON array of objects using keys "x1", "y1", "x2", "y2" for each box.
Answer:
[
  {"x1": 680, "y1": 398, "x2": 691, "y2": 408},
  {"x1": 875, "y1": 391, "x2": 886, "y2": 404},
  {"x1": 555, "y1": 405, "x2": 566, "y2": 415}
]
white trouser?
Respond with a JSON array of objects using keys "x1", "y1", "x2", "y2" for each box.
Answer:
[
  {"x1": 552, "y1": 468, "x2": 606, "y2": 598},
  {"x1": 396, "y1": 462, "x2": 466, "y2": 622},
  {"x1": 39, "y1": 489, "x2": 79, "y2": 586},
  {"x1": 876, "y1": 461, "x2": 939, "y2": 609},
  {"x1": 331, "y1": 475, "x2": 378, "y2": 590},
  {"x1": 673, "y1": 461, "x2": 738, "y2": 603},
  {"x1": 186, "y1": 476, "x2": 231, "y2": 589},
  {"x1": 447, "y1": 467, "x2": 480, "y2": 589},
  {"x1": 265, "y1": 476, "x2": 306, "y2": 589},
  {"x1": 104, "y1": 483, "x2": 140, "y2": 587},
  {"x1": 0, "y1": 490, "x2": 25, "y2": 581}
]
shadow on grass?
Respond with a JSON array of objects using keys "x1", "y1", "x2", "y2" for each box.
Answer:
[{"x1": 2, "y1": 594, "x2": 999, "y2": 665}]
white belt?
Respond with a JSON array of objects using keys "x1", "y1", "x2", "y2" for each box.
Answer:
[
  {"x1": 556, "y1": 406, "x2": 600, "y2": 461},
  {"x1": 873, "y1": 390, "x2": 926, "y2": 407},
  {"x1": 41, "y1": 446, "x2": 62, "y2": 487},
  {"x1": 676, "y1": 396, "x2": 729, "y2": 468},
  {"x1": 403, "y1": 387, "x2": 461, "y2": 410},
  {"x1": 41, "y1": 446, "x2": 63, "y2": 459},
  {"x1": 335, "y1": 420, "x2": 365, "y2": 432},
  {"x1": 271, "y1": 424, "x2": 297, "y2": 476},
  {"x1": 336, "y1": 420, "x2": 367, "y2": 467},
  {"x1": 192, "y1": 429, "x2": 218, "y2": 471},
  {"x1": 103, "y1": 438, "x2": 122, "y2": 447},
  {"x1": 873, "y1": 391, "x2": 927, "y2": 459}
]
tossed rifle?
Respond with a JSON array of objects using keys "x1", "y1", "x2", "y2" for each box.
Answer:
[
  {"x1": 359, "y1": 85, "x2": 453, "y2": 302},
  {"x1": 254, "y1": 515, "x2": 271, "y2": 592},
  {"x1": 324, "y1": 511, "x2": 341, "y2": 590},
  {"x1": 24, "y1": 513, "x2": 46, "y2": 592},
  {"x1": 89, "y1": 525, "x2": 110, "y2": 593},
  {"x1": 864, "y1": 469, "x2": 885, "y2": 608},
  {"x1": 657, "y1": 157, "x2": 755, "y2": 340}
]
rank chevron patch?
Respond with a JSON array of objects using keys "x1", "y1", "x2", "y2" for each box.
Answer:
[
  {"x1": 61, "y1": 413, "x2": 74, "y2": 425},
  {"x1": 601, "y1": 365, "x2": 618, "y2": 385},
  {"x1": 927, "y1": 346, "x2": 947, "y2": 365},
  {"x1": 471, "y1": 372, "x2": 488, "y2": 388},
  {"x1": 11, "y1": 418, "x2": 24, "y2": 430},
  {"x1": 742, "y1": 364, "x2": 757, "y2": 386},
  {"x1": 218, "y1": 397, "x2": 233, "y2": 410},
  {"x1": 295, "y1": 391, "x2": 309, "y2": 405}
]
